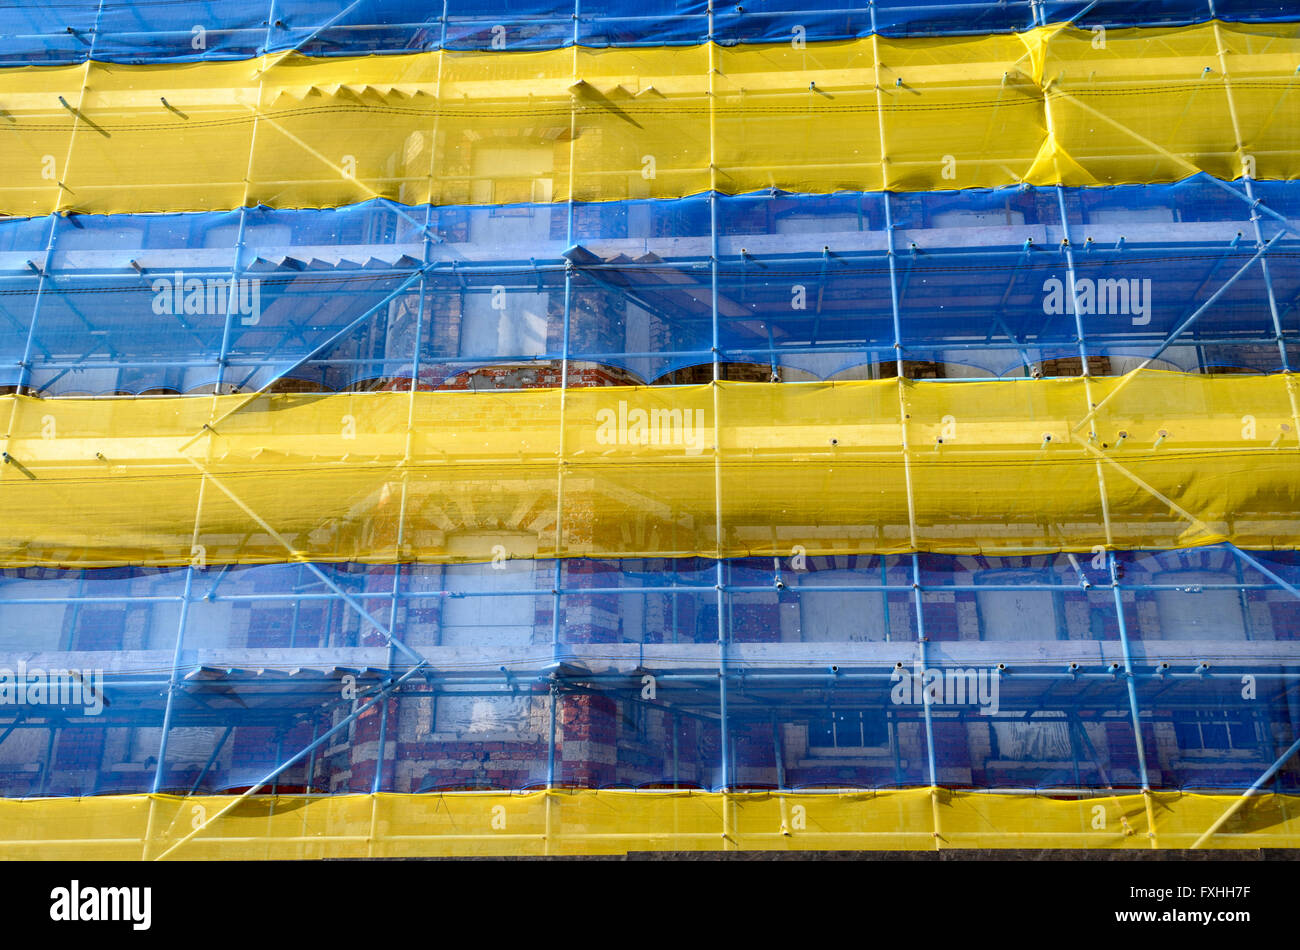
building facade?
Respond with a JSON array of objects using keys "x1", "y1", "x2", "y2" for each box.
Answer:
[{"x1": 0, "y1": 0, "x2": 1297, "y2": 855}]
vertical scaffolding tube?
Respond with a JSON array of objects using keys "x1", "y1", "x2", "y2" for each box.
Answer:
[
  {"x1": 151, "y1": 567, "x2": 195, "y2": 794},
  {"x1": 701, "y1": 0, "x2": 734, "y2": 850},
  {"x1": 1110, "y1": 552, "x2": 1158, "y2": 847},
  {"x1": 912, "y1": 553, "x2": 941, "y2": 848}
]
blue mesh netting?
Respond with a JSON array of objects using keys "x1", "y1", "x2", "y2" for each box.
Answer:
[
  {"x1": 0, "y1": 0, "x2": 1294, "y2": 64},
  {"x1": 0, "y1": 548, "x2": 1296, "y2": 795},
  {"x1": 0, "y1": 176, "x2": 1295, "y2": 394}
]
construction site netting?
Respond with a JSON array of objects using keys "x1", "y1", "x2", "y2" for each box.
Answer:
[
  {"x1": 1, "y1": 1, "x2": 1294, "y2": 65},
  {"x1": 3, "y1": 790, "x2": 1300, "y2": 857},
  {"x1": 0, "y1": 372, "x2": 1298, "y2": 566},
  {"x1": 1, "y1": 176, "x2": 1297, "y2": 396},
  {"x1": 0, "y1": 2, "x2": 1298, "y2": 858},
  {"x1": 1, "y1": 22, "x2": 1300, "y2": 215},
  {"x1": 0, "y1": 549, "x2": 1296, "y2": 807}
]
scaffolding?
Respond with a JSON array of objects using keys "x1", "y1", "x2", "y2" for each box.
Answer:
[{"x1": 0, "y1": 0, "x2": 1296, "y2": 857}]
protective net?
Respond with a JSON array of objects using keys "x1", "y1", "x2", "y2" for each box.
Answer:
[
  {"x1": 0, "y1": 551, "x2": 1294, "y2": 787},
  {"x1": 0, "y1": 22, "x2": 1298, "y2": 215},
  {"x1": 0, "y1": 3, "x2": 1298, "y2": 857},
  {"x1": 0, "y1": 1, "x2": 1294, "y2": 65},
  {"x1": 0, "y1": 176, "x2": 1296, "y2": 396},
  {"x1": 0, "y1": 371, "x2": 1297, "y2": 566},
  {"x1": 0, "y1": 790, "x2": 1297, "y2": 858}
]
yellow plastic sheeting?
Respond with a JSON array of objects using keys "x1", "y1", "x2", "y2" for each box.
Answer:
[
  {"x1": 0, "y1": 370, "x2": 1297, "y2": 567},
  {"x1": 0, "y1": 789, "x2": 1295, "y2": 858},
  {"x1": 0, "y1": 20, "x2": 1297, "y2": 215}
]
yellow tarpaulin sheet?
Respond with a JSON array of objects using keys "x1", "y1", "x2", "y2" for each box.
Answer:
[
  {"x1": 0, "y1": 370, "x2": 1297, "y2": 567},
  {"x1": 0, "y1": 20, "x2": 1296, "y2": 215},
  {"x1": 0, "y1": 789, "x2": 1292, "y2": 858}
]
